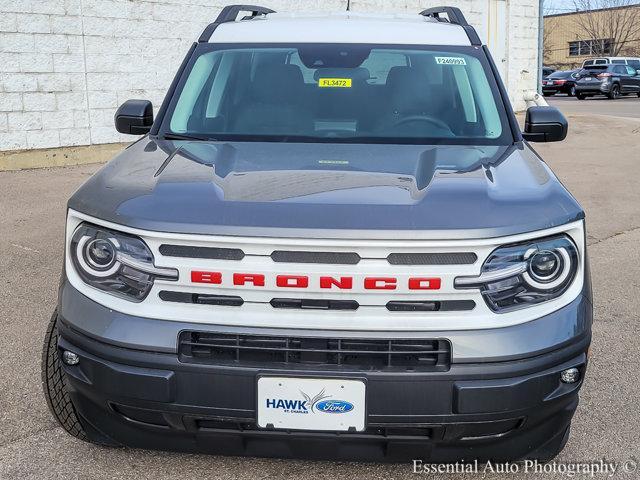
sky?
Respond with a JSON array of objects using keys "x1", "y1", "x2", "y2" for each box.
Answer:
[
  {"x1": 544, "y1": 0, "x2": 582, "y2": 14},
  {"x1": 544, "y1": 0, "x2": 640, "y2": 15}
]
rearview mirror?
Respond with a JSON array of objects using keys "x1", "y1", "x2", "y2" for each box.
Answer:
[
  {"x1": 522, "y1": 106, "x2": 567, "y2": 143},
  {"x1": 115, "y1": 100, "x2": 153, "y2": 135}
]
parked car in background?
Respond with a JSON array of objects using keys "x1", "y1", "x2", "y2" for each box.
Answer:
[
  {"x1": 582, "y1": 57, "x2": 640, "y2": 69},
  {"x1": 543, "y1": 69, "x2": 580, "y2": 96},
  {"x1": 575, "y1": 64, "x2": 640, "y2": 99}
]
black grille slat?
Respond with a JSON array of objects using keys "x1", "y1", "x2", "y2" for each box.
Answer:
[
  {"x1": 159, "y1": 244, "x2": 245, "y2": 260},
  {"x1": 387, "y1": 252, "x2": 477, "y2": 265},
  {"x1": 159, "y1": 291, "x2": 244, "y2": 307},
  {"x1": 386, "y1": 301, "x2": 438, "y2": 312},
  {"x1": 386, "y1": 300, "x2": 476, "y2": 312},
  {"x1": 179, "y1": 332, "x2": 451, "y2": 371},
  {"x1": 271, "y1": 250, "x2": 361, "y2": 264},
  {"x1": 270, "y1": 298, "x2": 359, "y2": 311}
]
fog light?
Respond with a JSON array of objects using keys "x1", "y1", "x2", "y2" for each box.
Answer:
[
  {"x1": 62, "y1": 350, "x2": 80, "y2": 366},
  {"x1": 561, "y1": 367, "x2": 580, "y2": 384}
]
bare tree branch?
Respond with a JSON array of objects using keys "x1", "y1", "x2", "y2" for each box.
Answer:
[
  {"x1": 571, "y1": 0, "x2": 640, "y2": 56},
  {"x1": 543, "y1": 19, "x2": 557, "y2": 63}
]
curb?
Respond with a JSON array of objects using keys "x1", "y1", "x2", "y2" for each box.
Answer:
[{"x1": 0, "y1": 143, "x2": 130, "y2": 172}]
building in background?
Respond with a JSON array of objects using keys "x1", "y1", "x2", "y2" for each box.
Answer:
[
  {"x1": 1, "y1": 0, "x2": 540, "y2": 154},
  {"x1": 544, "y1": 4, "x2": 640, "y2": 69}
]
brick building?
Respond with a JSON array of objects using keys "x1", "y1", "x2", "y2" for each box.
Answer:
[
  {"x1": 544, "y1": 5, "x2": 640, "y2": 70},
  {"x1": 0, "y1": 0, "x2": 540, "y2": 154}
]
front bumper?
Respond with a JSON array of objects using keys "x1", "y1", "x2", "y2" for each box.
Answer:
[{"x1": 56, "y1": 282, "x2": 592, "y2": 461}]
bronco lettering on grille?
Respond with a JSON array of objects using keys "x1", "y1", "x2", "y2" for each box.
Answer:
[{"x1": 190, "y1": 271, "x2": 441, "y2": 290}]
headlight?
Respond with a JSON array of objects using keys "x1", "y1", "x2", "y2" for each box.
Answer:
[
  {"x1": 454, "y1": 235, "x2": 578, "y2": 312},
  {"x1": 70, "y1": 223, "x2": 178, "y2": 301}
]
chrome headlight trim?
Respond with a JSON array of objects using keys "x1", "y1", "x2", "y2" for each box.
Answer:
[{"x1": 70, "y1": 222, "x2": 178, "y2": 302}]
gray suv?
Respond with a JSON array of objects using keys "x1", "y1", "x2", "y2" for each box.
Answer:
[
  {"x1": 575, "y1": 64, "x2": 640, "y2": 99},
  {"x1": 42, "y1": 5, "x2": 591, "y2": 463}
]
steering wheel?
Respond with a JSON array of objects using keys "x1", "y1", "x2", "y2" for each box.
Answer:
[{"x1": 391, "y1": 115, "x2": 451, "y2": 132}]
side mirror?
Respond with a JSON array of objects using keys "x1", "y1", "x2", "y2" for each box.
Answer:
[
  {"x1": 115, "y1": 100, "x2": 153, "y2": 135},
  {"x1": 522, "y1": 106, "x2": 568, "y2": 143}
]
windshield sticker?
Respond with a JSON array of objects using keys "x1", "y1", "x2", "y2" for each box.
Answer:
[
  {"x1": 435, "y1": 56, "x2": 467, "y2": 66},
  {"x1": 318, "y1": 78, "x2": 352, "y2": 88},
  {"x1": 318, "y1": 160, "x2": 349, "y2": 165}
]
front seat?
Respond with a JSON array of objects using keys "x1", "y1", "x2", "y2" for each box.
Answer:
[
  {"x1": 380, "y1": 66, "x2": 452, "y2": 137},
  {"x1": 233, "y1": 64, "x2": 312, "y2": 135}
]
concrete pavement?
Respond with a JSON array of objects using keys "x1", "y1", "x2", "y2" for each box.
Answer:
[
  {"x1": 1, "y1": 101, "x2": 639, "y2": 479},
  {"x1": 548, "y1": 95, "x2": 640, "y2": 120}
]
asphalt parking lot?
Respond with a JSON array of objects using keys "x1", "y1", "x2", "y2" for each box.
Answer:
[
  {"x1": 547, "y1": 94, "x2": 640, "y2": 119},
  {"x1": 1, "y1": 99, "x2": 639, "y2": 479}
]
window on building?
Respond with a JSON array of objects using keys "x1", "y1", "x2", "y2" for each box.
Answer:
[{"x1": 568, "y1": 39, "x2": 614, "y2": 56}]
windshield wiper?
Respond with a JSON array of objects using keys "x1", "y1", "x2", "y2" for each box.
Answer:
[{"x1": 161, "y1": 132, "x2": 211, "y2": 141}]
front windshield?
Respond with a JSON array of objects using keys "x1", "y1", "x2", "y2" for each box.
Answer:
[{"x1": 163, "y1": 44, "x2": 512, "y2": 145}]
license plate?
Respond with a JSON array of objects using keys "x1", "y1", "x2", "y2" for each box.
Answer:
[{"x1": 257, "y1": 377, "x2": 366, "y2": 431}]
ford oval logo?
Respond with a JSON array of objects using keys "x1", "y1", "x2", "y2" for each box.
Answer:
[{"x1": 315, "y1": 400, "x2": 354, "y2": 414}]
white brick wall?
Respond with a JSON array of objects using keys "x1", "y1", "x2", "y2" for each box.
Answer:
[{"x1": 0, "y1": 0, "x2": 538, "y2": 152}]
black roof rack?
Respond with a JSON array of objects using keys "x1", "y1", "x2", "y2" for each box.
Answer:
[
  {"x1": 420, "y1": 6, "x2": 468, "y2": 24},
  {"x1": 199, "y1": 4, "x2": 275, "y2": 42},
  {"x1": 420, "y1": 6, "x2": 482, "y2": 46}
]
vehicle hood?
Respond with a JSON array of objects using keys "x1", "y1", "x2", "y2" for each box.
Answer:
[{"x1": 68, "y1": 138, "x2": 584, "y2": 239}]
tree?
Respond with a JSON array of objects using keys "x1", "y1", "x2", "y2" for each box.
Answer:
[
  {"x1": 571, "y1": 0, "x2": 640, "y2": 56},
  {"x1": 542, "y1": 1, "x2": 558, "y2": 65}
]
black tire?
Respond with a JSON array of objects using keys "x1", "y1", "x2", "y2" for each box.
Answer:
[
  {"x1": 576, "y1": 93, "x2": 586, "y2": 100},
  {"x1": 607, "y1": 84, "x2": 620, "y2": 99},
  {"x1": 41, "y1": 310, "x2": 88, "y2": 441},
  {"x1": 637, "y1": 92, "x2": 640, "y2": 98},
  {"x1": 543, "y1": 92, "x2": 554, "y2": 97}
]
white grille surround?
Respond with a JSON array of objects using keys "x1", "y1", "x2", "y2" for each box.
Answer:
[{"x1": 65, "y1": 209, "x2": 585, "y2": 332}]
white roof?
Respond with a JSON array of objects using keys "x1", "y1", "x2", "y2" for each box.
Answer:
[{"x1": 209, "y1": 12, "x2": 472, "y2": 46}]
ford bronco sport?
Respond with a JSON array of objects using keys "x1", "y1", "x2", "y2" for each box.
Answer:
[{"x1": 42, "y1": 5, "x2": 591, "y2": 462}]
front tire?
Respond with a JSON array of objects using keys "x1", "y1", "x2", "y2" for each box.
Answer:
[
  {"x1": 41, "y1": 310, "x2": 88, "y2": 441},
  {"x1": 576, "y1": 93, "x2": 586, "y2": 100}
]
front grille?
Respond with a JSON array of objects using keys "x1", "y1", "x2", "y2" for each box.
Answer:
[
  {"x1": 387, "y1": 252, "x2": 477, "y2": 265},
  {"x1": 160, "y1": 291, "x2": 475, "y2": 313},
  {"x1": 271, "y1": 250, "x2": 361, "y2": 264},
  {"x1": 111, "y1": 403, "x2": 524, "y2": 443},
  {"x1": 194, "y1": 418, "x2": 434, "y2": 438},
  {"x1": 159, "y1": 244, "x2": 245, "y2": 260},
  {"x1": 178, "y1": 332, "x2": 451, "y2": 371},
  {"x1": 158, "y1": 243, "x2": 476, "y2": 266}
]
